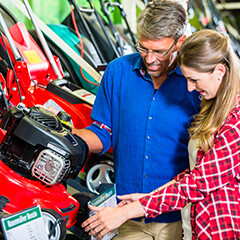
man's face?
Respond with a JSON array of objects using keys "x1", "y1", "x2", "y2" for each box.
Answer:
[{"x1": 138, "y1": 35, "x2": 178, "y2": 78}]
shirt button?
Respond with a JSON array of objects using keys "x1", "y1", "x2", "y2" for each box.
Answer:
[
  {"x1": 149, "y1": 116, "x2": 152, "y2": 120},
  {"x1": 144, "y1": 174, "x2": 147, "y2": 178},
  {"x1": 145, "y1": 156, "x2": 149, "y2": 159},
  {"x1": 147, "y1": 136, "x2": 150, "y2": 139},
  {"x1": 153, "y1": 97, "x2": 156, "y2": 100}
]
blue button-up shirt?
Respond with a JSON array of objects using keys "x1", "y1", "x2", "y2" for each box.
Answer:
[{"x1": 87, "y1": 53, "x2": 200, "y2": 223}]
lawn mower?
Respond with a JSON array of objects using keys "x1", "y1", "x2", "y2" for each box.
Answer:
[
  {"x1": 15, "y1": 0, "x2": 136, "y2": 95},
  {"x1": 0, "y1": 1, "x2": 114, "y2": 195},
  {"x1": 0, "y1": 2, "x2": 95, "y2": 121},
  {"x1": 98, "y1": 0, "x2": 137, "y2": 49},
  {"x1": 41, "y1": 0, "x2": 135, "y2": 95},
  {"x1": 0, "y1": 102, "x2": 92, "y2": 240},
  {"x1": 30, "y1": 0, "x2": 136, "y2": 95},
  {"x1": 62, "y1": 0, "x2": 136, "y2": 61}
]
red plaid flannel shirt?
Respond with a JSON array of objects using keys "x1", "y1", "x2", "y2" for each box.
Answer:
[{"x1": 139, "y1": 102, "x2": 240, "y2": 240}]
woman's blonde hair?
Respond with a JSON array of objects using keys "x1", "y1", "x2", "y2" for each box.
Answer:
[{"x1": 178, "y1": 29, "x2": 240, "y2": 152}]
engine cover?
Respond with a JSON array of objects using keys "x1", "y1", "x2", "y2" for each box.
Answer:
[{"x1": 0, "y1": 105, "x2": 89, "y2": 182}]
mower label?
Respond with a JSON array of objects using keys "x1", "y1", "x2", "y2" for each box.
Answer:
[
  {"x1": 1, "y1": 205, "x2": 48, "y2": 240},
  {"x1": 47, "y1": 143, "x2": 67, "y2": 156},
  {"x1": 24, "y1": 50, "x2": 43, "y2": 64},
  {"x1": 72, "y1": 89, "x2": 96, "y2": 105}
]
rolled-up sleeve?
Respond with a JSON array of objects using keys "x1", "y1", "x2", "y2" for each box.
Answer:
[{"x1": 86, "y1": 64, "x2": 114, "y2": 154}]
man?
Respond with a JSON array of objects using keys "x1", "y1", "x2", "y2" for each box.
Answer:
[{"x1": 74, "y1": 0, "x2": 200, "y2": 239}]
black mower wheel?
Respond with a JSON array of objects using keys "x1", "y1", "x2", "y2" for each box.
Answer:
[
  {"x1": 42, "y1": 208, "x2": 67, "y2": 240},
  {"x1": 85, "y1": 161, "x2": 114, "y2": 194},
  {"x1": 72, "y1": 192, "x2": 96, "y2": 228}
]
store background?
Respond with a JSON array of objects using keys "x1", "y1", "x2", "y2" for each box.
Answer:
[
  {"x1": 1, "y1": 0, "x2": 144, "y2": 33},
  {"x1": 2, "y1": 0, "x2": 240, "y2": 37},
  {"x1": 0, "y1": 0, "x2": 240, "y2": 239}
]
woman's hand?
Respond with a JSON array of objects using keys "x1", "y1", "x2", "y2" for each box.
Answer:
[
  {"x1": 81, "y1": 201, "x2": 145, "y2": 238},
  {"x1": 117, "y1": 193, "x2": 146, "y2": 207},
  {"x1": 81, "y1": 205, "x2": 128, "y2": 238}
]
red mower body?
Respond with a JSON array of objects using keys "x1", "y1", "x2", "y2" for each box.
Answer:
[
  {"x1": 0, "y1": 161, "x2": 78, "y2": 229},
  {"x1": 1, "y1": 21, "x2": 93, "y2": 129},
  {"x1": 9, "y1": 22, "x2": 59, "y2": 82}
]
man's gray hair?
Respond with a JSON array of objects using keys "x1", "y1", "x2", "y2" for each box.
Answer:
[{"x1": 137, "y1": 0, "x2": 188, "y2": 40}]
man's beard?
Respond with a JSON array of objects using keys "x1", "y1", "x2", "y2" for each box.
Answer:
[
  {"x1": 145, "y1": 62, "x2": 166, "y2": 78},
  {"x1": 148, "y1": 69, "x2": 165, "y2": 78}
]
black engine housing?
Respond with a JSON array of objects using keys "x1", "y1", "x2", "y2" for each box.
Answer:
[{"x1": 0, "y1": 105, "x2": 89, "y2": 181}]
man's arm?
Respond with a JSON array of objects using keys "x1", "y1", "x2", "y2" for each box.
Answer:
[{"x1": 72, "y1": 128, "x2": 103, "y2": 154}]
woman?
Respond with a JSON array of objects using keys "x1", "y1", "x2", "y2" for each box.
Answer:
[{"x1": 81, "y1": 29, "x2": 240, "y2": 239}]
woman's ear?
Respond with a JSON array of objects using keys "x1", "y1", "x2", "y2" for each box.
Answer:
[
  {"x1": 214, "y1": 64, "x2": 226, "y2": 81},
  {"x1": 176, "y1": 35, "x2": 187, "y2": 50}
]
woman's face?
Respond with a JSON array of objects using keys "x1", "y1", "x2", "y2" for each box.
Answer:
[{"x1": 180, "y1": 65, "x2": 224, "y2": 100}]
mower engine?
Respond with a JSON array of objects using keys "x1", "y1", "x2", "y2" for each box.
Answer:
[{"x1": 0, "y1": 103, "x2": 89, "y2": 185}]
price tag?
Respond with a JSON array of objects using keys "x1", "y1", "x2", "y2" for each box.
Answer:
[
  {"x1": 1, "y1": 205, "x2": 48, "y2": 240},
  {"x1": 89, "y1": 184, "x2": 118, "y2": 240}
]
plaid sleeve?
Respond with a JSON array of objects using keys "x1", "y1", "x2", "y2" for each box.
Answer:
[
  {"x1": 173, "y1": 168, "x2": 189, "y2": 182},
  {"x1": 139, "y1": 120, "x2": 240, "y2": 218}
]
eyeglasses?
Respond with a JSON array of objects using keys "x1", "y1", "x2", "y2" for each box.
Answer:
[{"x1": 135, "y1": 40, "x2": 176, "y2": 58}]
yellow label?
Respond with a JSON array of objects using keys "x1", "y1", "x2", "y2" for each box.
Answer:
[{"x1": 24, "y1": 50, "x2": 43, "y2": 64}]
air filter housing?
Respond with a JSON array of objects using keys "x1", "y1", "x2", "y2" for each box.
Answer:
[{"x1": 0, "y1": 105, "x2": 89, "y2": 182}]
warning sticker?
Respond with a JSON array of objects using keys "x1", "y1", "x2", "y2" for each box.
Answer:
[{"x1": 24, "y1": 50, "x2": 43, "y2": 64}]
